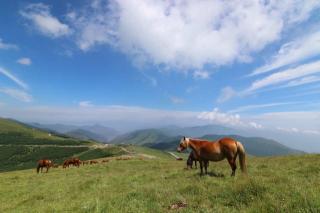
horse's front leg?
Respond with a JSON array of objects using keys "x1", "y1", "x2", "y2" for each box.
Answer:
[
  {"x1": 194, "y1": 160, "x2": 197, "y2": 169},
  {"x1": 46, "y1": 166, "x2": 49, "y2": 173},
  {"x1": 204, "y1": 160, "x2": 209, "y2": 175},
  {"x1": 199, "y1": 160, "x2": 204, "y2": 176}
]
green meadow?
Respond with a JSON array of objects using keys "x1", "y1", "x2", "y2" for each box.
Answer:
[{"x1": 0, "y1": 150, "x2": 319, "y2": 213}]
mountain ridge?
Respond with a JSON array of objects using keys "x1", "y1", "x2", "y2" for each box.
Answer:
[{"x1": 111, "y1": 127, "x2": 303, "y2": 156}]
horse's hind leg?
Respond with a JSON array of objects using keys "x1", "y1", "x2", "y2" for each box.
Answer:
[
  {"x1": 194, "y1": 160, "x2": 197, "y2": 169},
  {"x1": 228, "y1": 158, "x2": 237, "y2": 176}
]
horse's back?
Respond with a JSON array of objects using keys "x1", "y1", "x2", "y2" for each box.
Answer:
[
  {"x1": 200, "y1": 138, "x2": 238, "y2": 160},
  {"x1": 218, "y1": 137, "x2": 237, "y2": 148},
  {"x1": 218, "y1": 137, "x2": 238, "y2": 157}
]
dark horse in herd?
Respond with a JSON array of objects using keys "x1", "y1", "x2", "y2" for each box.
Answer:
[
  {"x1": 187, "y1": 150, "x2": 199, "y2": 169},
  {"x1": 63, "y1": 158, "x2": 81, "y2": 168},
  {"x1": 37, "y1": 159, "x2": 53, "y2": 173},
  {"x1": 178, "y1": 136, "x2": 247, "y2": 176}
]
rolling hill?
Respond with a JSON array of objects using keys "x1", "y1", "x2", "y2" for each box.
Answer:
[
  {"x1": 0, "y1": 118, "x2": 125, "y2": 172},
  {"x1": 0, "y1": 118, "x2": 91, "y2": 145},
  {"x1": 111, "y1": 128, "x2": 303, "y2": 156},
  {"x1": 30, "y1": 123, "x2": 119, "y2": 142},
  {"x1": 65, "y1": 129, "x2": 107, "y2": 142},
  {"x1": 111, "y1": 128, "x2": 171, "y2": 145}
]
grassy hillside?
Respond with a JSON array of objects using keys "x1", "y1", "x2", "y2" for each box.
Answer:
[
  {"x1": 0, "y1": 146, "x2": 88, "y2": 172},
  {"x1": 0, "y1": 154, "x2": 319, "y2": 212},
  {"x1": 0, "y1": 118, "x2": 91, "y2": 145},
  {"x1": 0, "y1": 145, "x2": 127, "y2": 172},
  {"x1": 0, "y1": 118, "x2": 110, "y2": 172},
  {"x1": 111, "y1": 129, "x2": 170, "y2": 145},
  {"x1": 31, "y1": 123, "x2": 119, "y2": 142},
  {"x1": 0, "y1": 118, "x2": 60, "y2": 139},
  {"x1": 65, "y1": 129, "x2": 106, "y2": 142}
]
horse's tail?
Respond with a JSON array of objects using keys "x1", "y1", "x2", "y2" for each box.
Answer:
[{"x1": 236, "y1": 141, "x2": 247, "y2": 174}]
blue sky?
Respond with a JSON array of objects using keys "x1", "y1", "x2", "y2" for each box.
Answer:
[{"x1": 0, "y1": 0, "x2": 320, "y2": 150}]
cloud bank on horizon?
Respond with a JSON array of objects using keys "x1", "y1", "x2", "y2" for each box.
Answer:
[{"x1": 0, "y1": 0, "x2": 320, "y2": 151}]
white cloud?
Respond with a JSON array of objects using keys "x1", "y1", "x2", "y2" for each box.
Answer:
[
  {"x1": 198, "y1": 108, "x2": 242, "y2": 126},
  {"x1": 251, "y1": 30, "x2": 320, "y2": 76},
  {"x1": 17, "y1": 58, "x2": 32, "y2": 66},
  {"x1": 198, "y1": 107, "x2": 265, "y2": 129},
  {"x1": 170, "y1": 96, "x2": 185, "y2": 104},
  {"x1": 252, "y1": 111, "x2": 320, "y2": 132},
  {"x1": 20, "y1": 3, "x2": 71, "y2": 38},
  {"x1": 140, "y1": 72, "x2": 158, "y2": 87},
  {"x1": 67, "y1": 0, "x2": 320, "y2": 71},
  {"x1": 228, "y1": 102, "x2": 298, "y2": 113},
  {"x1": 249, "y1": 122, "x2": 263, "y2": 129},
  {"x1": 0, "y1": 38, "x2": 18, "y2": 50},
  {"x1": 0, "y1": 67, "x2": 28, "y2": 89},
  {"x1": 281, "y1": 75, "x2": 320, "y2": 88},
  {"x1": 186, "y1": 86, "x2": 197, "y2": 93},
  {"x1": 277, "y1": 127, "x2": 320, "y2": 135},
  {"x1": 66, "y1": 2, "x2": 115, "y2": 51},
  {"x1": 0, "y1": 105, "x2": 200, "y2": 131},
  {"x1": 193, "y1": 70, "x2": 210, "y2": 79},
  {"x1": 0, "y1": 88, "x2": 32, "y2": 102},
  {"x1": 79, "y1": 101, "x2": 93, "y2": 107},
  {"x1": 217, "y1": 87, "x2": 236, "y2": 103},
  {"x1": 245, "y1": 60, "x2": 320, "y2": 93}
]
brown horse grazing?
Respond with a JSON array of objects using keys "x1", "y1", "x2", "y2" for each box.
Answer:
[
  {"x1": 63, "y1": 158, "x2": 81, "y2": 168},
  {"x1": 90, "y1": 160, "x2": 98, "y2": 164},
  {"x1": 187, "y1": 150, "x2": 199, "y2": 169},
  {"x1": 177, "y1": 137, "x2": 247, "y2": 176},
  {"x1": 37, "y1": 159, "x2": 52, "y2": 173},
  {"x1": 101, "y1": 159, "x2": 109, "y2": 163},
  {"x1": 52, "y1": 164, "x2": 59, "y2": 168},
  {"x1": 82, "y1": 161, "x2": 89, "y2": 166}
]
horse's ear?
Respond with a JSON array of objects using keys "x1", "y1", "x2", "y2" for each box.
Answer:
[{"x1": 183, "y1": 136, "x2": 185, "y2": 140}]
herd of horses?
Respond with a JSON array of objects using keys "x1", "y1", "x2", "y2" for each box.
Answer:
[
  {"x1": 36, "y1": 158, "x2": 109, "y2": 173},
  {"x1": 37, "y1": 136, "x2": 247, "y2": 177}
]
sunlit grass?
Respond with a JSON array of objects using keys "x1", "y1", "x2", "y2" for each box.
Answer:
[{"x1": 0, "y1": 154, "x2": 319, "y2": 212}]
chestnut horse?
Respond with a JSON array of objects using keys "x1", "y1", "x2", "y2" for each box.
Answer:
[
  {"x1": 37, "y1": 159, "x2": 52, "y2": 173},
  {"x1": 90, "y1": 160, "x2": 98, "y2": 164},
  {"x1": 177, "y1": 137, "x2": 247, "y2": 176},
  {"x1": 63, "y1": 158, "x2": 81, "y2": 168},
  {"x1": 187, "y1": 150, "x2": 199, "y2": 169},
  {"x1": 82, "y1": 161, "x2": 89, "y2": 166}
]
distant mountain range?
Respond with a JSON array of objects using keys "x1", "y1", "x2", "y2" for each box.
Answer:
[
  {"x1": 159, "y1": 124, "x2": 242, "y2": 137},
  {"x1": 110, "y1": 127, "x2": 303, "y2": 156},
  {"x1": 30, "y1": 123, "x2": 119, "y2": 142}
]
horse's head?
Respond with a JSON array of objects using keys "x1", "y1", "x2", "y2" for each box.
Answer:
[{"x1": 177, "y1": 136, "x2": 189, "y2": 152}]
